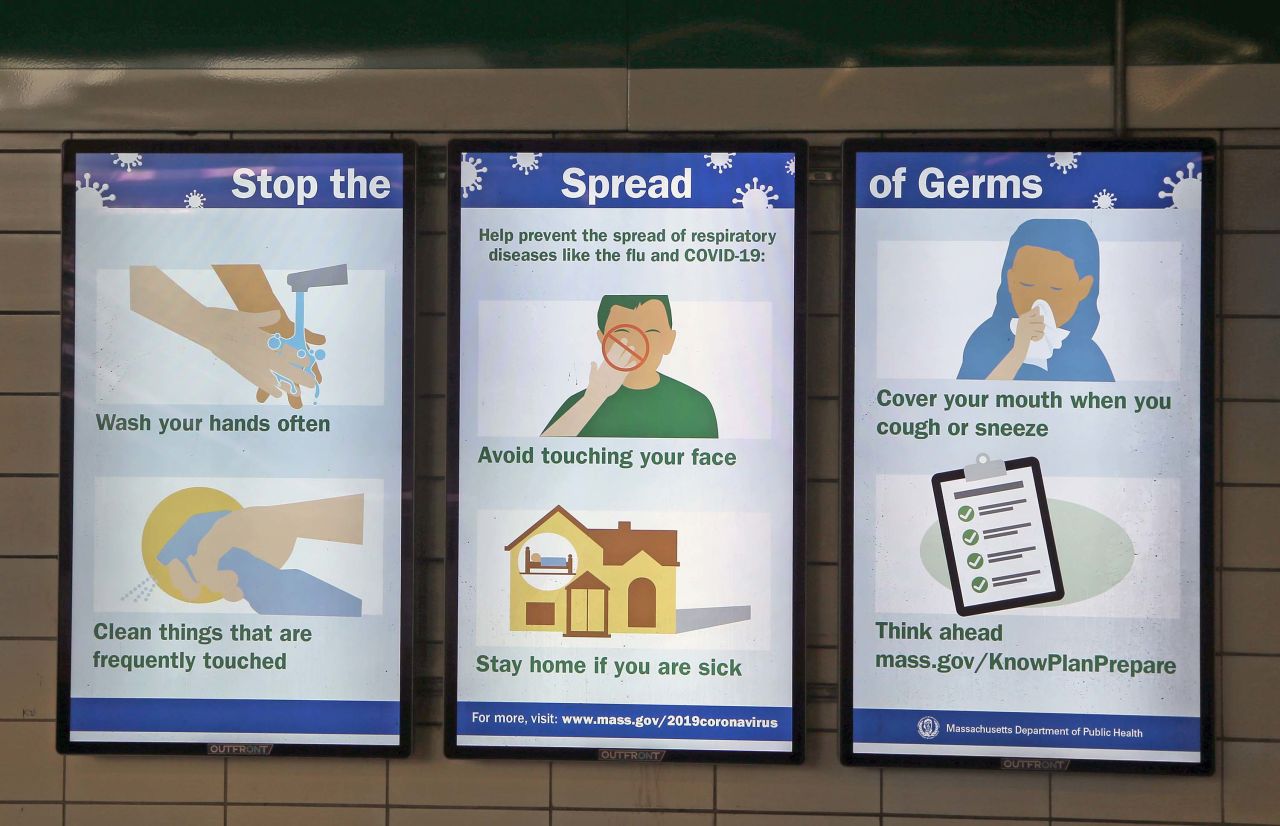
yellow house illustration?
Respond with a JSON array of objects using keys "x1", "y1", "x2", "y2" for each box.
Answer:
[{"x1": 505, "y1": 506, "x2": 678, "y2": 637}]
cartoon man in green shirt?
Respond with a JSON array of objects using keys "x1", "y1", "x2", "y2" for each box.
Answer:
[{"x1": 543, "y1": 295, "x2": 718, "y2": 438}]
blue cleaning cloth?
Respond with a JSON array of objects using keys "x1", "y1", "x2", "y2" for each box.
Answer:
[{"x1": 219, "y1": 548, "x2": 362, "y2": 617}]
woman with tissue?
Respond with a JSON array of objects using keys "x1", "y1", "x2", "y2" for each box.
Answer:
[{"x1": 958, "y1": 218, "x2": 1114, "y2": 382}]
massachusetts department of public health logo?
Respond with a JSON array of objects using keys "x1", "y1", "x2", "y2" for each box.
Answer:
[{"x1": 916, "y1": 715, "x2": 941, "y2": 740}]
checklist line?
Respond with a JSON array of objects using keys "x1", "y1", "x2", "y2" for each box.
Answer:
[
  {"x1": 993, "y1": 569, "x2": 1040, "y2": 583},
  {"x1": 983, "y1": 522, "x2": 1031, "y2": 539},
  {"x1": 988, "y1": 545, "x2": 1035, "y2": 561},
  {"x1": 978, "y1": 498, "x2": 1027, "y2": 513},
  {"x1": 954, "y1": 480, "x2": 1025, "y2": 499}
]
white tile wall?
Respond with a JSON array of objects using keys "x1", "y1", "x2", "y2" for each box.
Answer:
[{"x1": 0, "y1": 60, "x2": 1274, "y2": 825}]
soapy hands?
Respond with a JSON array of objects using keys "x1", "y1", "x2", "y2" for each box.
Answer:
[
  {"x1": 129, "y1": 265, "x2": 324, "y2": 407},
  {"x1": 211, "y1": 264, "x2": 326, "y2": 408},
  {"x1": 194, "y1": 307, "x2": 318, "y2": 402},
  {"x1": 255, "y1": 313, "x2": 326, "y2": 408}
]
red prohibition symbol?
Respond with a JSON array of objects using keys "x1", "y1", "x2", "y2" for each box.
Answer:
[{"x1": 601, "y1": 324, "x2": 649, "y2": 372}]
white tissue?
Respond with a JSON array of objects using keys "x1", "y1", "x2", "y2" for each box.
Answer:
[{"x1": 1010, "y1": 298, "x2": 1069, "y2": 370}]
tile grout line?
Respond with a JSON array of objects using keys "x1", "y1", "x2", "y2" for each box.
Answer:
[
  {"x1": 1219, "y1": 125, "x2": 1228, "y2": 826},
  {"x1": 879, "y1": 765, "x2": 885, "y2": 824},
  {"x1": 1113, "y1": 0, "x2": 1126, "y2": 136}
]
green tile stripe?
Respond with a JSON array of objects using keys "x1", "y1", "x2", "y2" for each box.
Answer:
[
  {"x1": 1127, "y1": 0, "x2": 1280, "y2": 65},
  {"x1": 0, "y1": 0, "x2": 627, "y2": 68},
  {"x1": 0, "y1": 0, "x2": 1277, "y2": 68},
  {"x1": 630, "y1": 0, "x2": 1114, "y2": 67}
]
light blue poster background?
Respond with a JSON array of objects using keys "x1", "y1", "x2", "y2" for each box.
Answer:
[{"x1": 70, "y1": 157, "x2": 406, "y2": 747}]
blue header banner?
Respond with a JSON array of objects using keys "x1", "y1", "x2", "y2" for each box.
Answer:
[
  {"x1": 74, "y1": 153, "x2": 404, "y2": 209},
  {"x1": 457, "y1": 151, "x2": 797, "y2": 209},
  {"x1": 854, "y1": 151, "x2": 1204, "y2": 210}
]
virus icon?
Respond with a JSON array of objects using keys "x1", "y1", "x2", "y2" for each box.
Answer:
[
  {"x1": 460, "y1": 153, "x2": 487, "y2": 199},
  {"x1": 184, "y1": 190, "x2": 205, "y2": 209},
  {"x1": 1158, "y1": 161, "x2": 1202, "y2": 210},
  {"x1": 1092, "y1": 189, "x2": 1117, "y2": 209},
  {"x1": 510, "y1": 152, "x2": 542, "y2": 175},
  {"x1": 112, "y1": 152, "x2": 143, "y2": 171},
  {"x1": 785, "y1": 157, "x2": 796, "y2": 176},
  {"x1": 705, "y1": 152, "x2": 736, "y2": 173},
  {"x1": 74, "y1": 172, "x2": 115, "y2": 208},
  {"x1": 1047, "y1": 151, "x2": 1081, "y2": 174},
  {"x1": 732, "y1": 177, "x2": 778, "y2": 210}
]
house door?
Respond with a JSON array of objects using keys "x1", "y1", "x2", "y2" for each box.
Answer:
[
  {"x1": 628, "y1": 578, "x2": 656, "y2": 628},
  {"x1": 565, "y1": 573, "x2": 610, "y2": 637}
]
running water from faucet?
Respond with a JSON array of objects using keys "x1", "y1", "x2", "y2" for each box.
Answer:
[{"x1": 266, "y1": 265, "x2": 345, "y2": 402}]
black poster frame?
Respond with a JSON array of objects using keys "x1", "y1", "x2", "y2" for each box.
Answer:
[
  {"x1": 57, "y1": 139, "x2": 416, "y2": 757},
  {"x1": 839, "y1": 137, "x2": 1216, "y2": 774}
]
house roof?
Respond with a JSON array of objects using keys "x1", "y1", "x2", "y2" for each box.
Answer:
[
  {"x1": 586, "y1": 523, "x2": 678, "y2": 567},
  {"x1": 566, "y1": 571, "x2": 609, "y2": 591},
  {"x1": 505, "y1": 505, "x2": 678, "y2": 568}
]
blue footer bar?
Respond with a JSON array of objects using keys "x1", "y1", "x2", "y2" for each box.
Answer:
[
  {"x1": 458, "y1": 701, "x2": 791, "y2": 741},
  {"x1": 853, "y1": 707, "x2": 1200, "y2": 751},
  {"x1": 71, "y1": 698, "x2": 400, "y2": 735}
]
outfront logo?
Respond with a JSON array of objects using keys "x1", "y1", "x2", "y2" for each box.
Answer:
[
  {"x1": 207, "y1": 743, "x2": 273, "y2": 756},
  {"x1": 1001, "y1": 757, "x2": 1071, "y2": 771},
  {"x1": 598, "y1": 749, "x2": 667, "y2": 762},
  {"x1": 916, "y1": 716, "x2": 941, "y2": 740}
]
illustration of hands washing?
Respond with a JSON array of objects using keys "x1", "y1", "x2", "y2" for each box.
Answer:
[
  {"x1": 155, "y1": 493, "x2": 366, "y2": 617},
  {"x1": 265, "y1": 265, "x2": 347, "y2": 402},
  {"x1": 129, "y1": 264, "x2": 347, "y2": 408}
]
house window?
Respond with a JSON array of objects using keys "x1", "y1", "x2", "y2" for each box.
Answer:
[{"x1": 526, "y1": 602, "x2": 556, "y2": 626}]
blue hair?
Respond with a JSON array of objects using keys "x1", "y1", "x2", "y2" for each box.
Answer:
[{"x1": 958, "y1": 218, "x2": 1113, "y2": 381}]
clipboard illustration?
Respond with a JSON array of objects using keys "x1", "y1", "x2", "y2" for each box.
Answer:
[{"x1": 931, "y1": 454, "x2": 1064, "y2": 616}]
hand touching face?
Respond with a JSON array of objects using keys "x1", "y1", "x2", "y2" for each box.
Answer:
[{"x1": 595, "y1": 300, "x2": 676, "y2": 388}]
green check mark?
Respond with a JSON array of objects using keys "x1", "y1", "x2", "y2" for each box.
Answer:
[
  {"x1": 962, "y1": 529, "x2": 980, "y2": 546},
  {"x1": 957, "y1": 505, "x2": 975, "y2": 522},
  {"x1": 966, "y1": 552, "x2": 984, "y2": 569},
  {"x1": 971, "y1": 576, "x2": 989, "y2": 593}
]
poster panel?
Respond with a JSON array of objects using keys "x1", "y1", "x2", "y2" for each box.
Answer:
[
  {"x1": 841, "y1": 139, "x2": 1215, "y2": 773},
  {"x1": 448, "y1": 140, "x2": 806, "y2": 762},
  {"x1": 58, "y1": 141, "x2": 415, "y2": 755}
]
